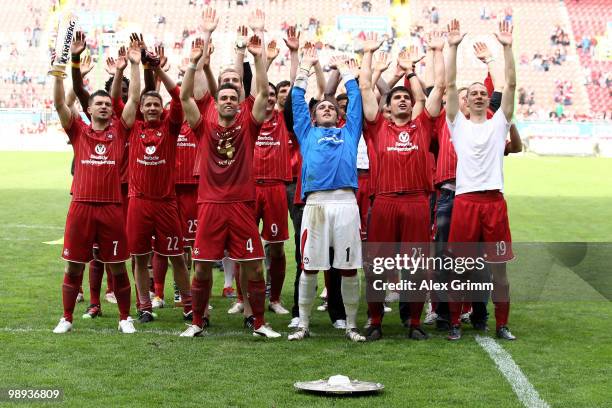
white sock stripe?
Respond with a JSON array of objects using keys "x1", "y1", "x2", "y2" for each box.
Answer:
[{"x1": 476, "y1": 336, "x2": 550, "y2": 408}]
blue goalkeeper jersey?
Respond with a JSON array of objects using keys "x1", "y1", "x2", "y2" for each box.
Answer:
[{"x1": 291, "y1": 77, "x2": 363, "y2": 200}]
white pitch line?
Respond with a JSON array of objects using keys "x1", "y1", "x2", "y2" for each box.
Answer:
[
  {"x1": 476, "y1": 335, "x2": 550, "y2": 408},
  {"x1": 3, "y1": 224, "x2": 64, "y2": 230},
  {"x1": 0, "y1": 326, "x2": 245, "y2": 338}
]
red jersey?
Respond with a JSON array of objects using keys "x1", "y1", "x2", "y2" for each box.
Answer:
[
  {"x1": 193, "y1": 109, "x2": 262, "y2": 203},
  {"x1": 126, "y1": 88, "x2": 183, "y2": 200},
  {"x1": 65, "y1": 116, "x2": 126, "y2": 203},
  {"x1": 196, "y1": 93, "x2": 255, "y2": 124},
  {"x1": 175, "y1": 121, "x2": 198, "y2": 185},
  {"x1": 363, "y1": 111, "x2": 436, "y2": 195},
  {"x1": 433, "y1": 111, "x2": 457, "y2": 185},
  {"x1": 253, "y1": 111, "x2": 292, "y2": 182},
  {"x1": 288, "y1": 137, "x2": 300, "y2": 179}
]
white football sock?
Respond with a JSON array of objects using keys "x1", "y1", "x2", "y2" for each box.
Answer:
[
  {"x1": 222, "y1": 257, "x2": 235, "y2": 288},
  {"x1": 341, "y1": 274, "x2": 360, "y2": 329},
  {"x1": 298, "y1": 272, "x2": 317, "y2": 329}
]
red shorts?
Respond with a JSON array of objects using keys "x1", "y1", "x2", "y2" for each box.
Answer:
[
  {"x1": 62, "y1": 201, "x2": 129, "y2": 264},
  {"x1": 193, "y1": 202, "x2": 264, "y2": 261},
  {"x1": 356, "y1": 172, "x2": 371, "y2": 241},
  {"x1": 255, "y1": 182, "x2": 289, "y2": 242},
  {"x1": 448, "y1": 191, "x2": 514, "y2": 262},
  {"x1": 126, "y1": 197, "x2": 184, "y2": 256},
  {"x1": 176, "y1": 184, "x2": 198, "y2": 245}
]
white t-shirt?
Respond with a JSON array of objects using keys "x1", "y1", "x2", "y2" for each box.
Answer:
[
  {"x1": 356, "y1": 135, "x2": 369, "y2": 170},
  {"x1": 447, "y1": 109, "x2": 510, "y2": 195}
]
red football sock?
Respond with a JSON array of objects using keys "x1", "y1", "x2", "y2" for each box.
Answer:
[
  {"x1": 248, "y1": 279, "x2": 266, "y2": 329},
  {"x1": 449, "y1": 302, "x2": 462, "y2": 326},
  {"x1": 62, "y1": 273, "x2": 84, "y2": 322},
  {"x1": 367, "y1": 302, "x2": 383, "y2": 326},
  {"x1": 269, "y1": 254, "x2": 286, "y2": 303},
  {"x1": 152, "y1": 253, "x2": 169, "y2": 299},
  {"x1": 235, "y1": 264, "x2": 244, "y2": 302},
  {"x1": 105, "y1": 266, "x2": 114, "y2": 293},
  {"x1": 191, "y1": 277, "x2": 211, "y2": 328},
  {"x1": 113, "y1": 272, "x2": 131, "y2": 321},
  {"x1": 181, "y1": 289, "x2": 192, "y2": 314},
  {"x1": 494, "y1": 302, "x2": 510, "y2": 329},
  {"x1": 409, "y1": 301, "x2": 425, "y2": 328},
  {"x1": 461, "y1": 301, "x2": 472, "y2": 315},
  {"x1": 88, "y1": 260, "x2": 104, "y2": 305}
]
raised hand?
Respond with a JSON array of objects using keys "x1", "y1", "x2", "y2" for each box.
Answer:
[
  {"x1": 203, "y1": 42, "x2": 214, "y2": 66},
  {"x1": 362, "y1": 32, "x2": 382, "y2": 53},
  {"x1": 473, "y1": 41, "x2": 492, "y2": 62},
  {"x1": 347, "y1": 58, "x2": 360, "y2": 77},
  {"x1": 397, "y1": 49, "x2": 414, "y2": 72},
  {"x1": 328, "y1": 55, "x2": 344, "y2": 70},
  {"x1": 447, "y1": 19, "x2": 466, "y2": 47},
  {"x1": 127, "y1": 39, "x2": 141, "y2": 64},
  {"x1": 201, "y1": 7, "x2": 219, "y2": 33},
  {"x1": 71, "y1": 31, "x2": 86, "y2": 56},
  {"x1": 80, "y1": 54, "x2": 94, "y2": 77},
  {"x1": 129, "y1": 32, "x2": 146, "y2": 51},
  {"x1": 284, "y1": 25, "x2": 300, "y2": 52},
  {"x1": 249, "y1": 9, "x2": 265, "y2": 32},
  {"x1": 190, "y1": 38, "x2": 204, "y2": 63},
  {"x1": 116, "y1": 46, "x2": 127, "y2": 71},
  {"x1": 494, "y1": 20, "x2": 513, "y2": 46},
  {"x1": 247, "y1": 35, "x2": 264, "y2": 58},
  {"x1": 426, "y1": 30, "x2": 445, "y2": 51},
  {"x1": 236, "y1": 25, "x2": 248, "y2": 49},
  {"x1": 266, "y1": 39, "x2": 279, "y2": 61},
  {"x1": 300, "y1": 45, "x2": 318, "y2": 67},
  {"x1": 105, "y1": 57, "x2": 116, "y2": 75},
  {"x1": 373, "y1": 51, "x2": 391, "y2": 72},
  {"x1": 155, "y1": 46, "x2": 167, "y2": 69}
]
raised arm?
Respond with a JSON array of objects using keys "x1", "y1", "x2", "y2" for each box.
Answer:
[
  {"x1": 234, "y1": 25, "x2": 248, "y2": 86},
  {"x1": 283, "y1": 26, "x2": 300, "y2": 84},
  {"x1": 291, "y1": 46, "x2": 318, "y2": 142},
  {"x1": 424, "y1": 31, "x2": 446, "y2": 118},
  {"x1": 371, "y1": 51, "x2": 391, "y2": 91},
  {"x1": 248, "y1": 9, "x2": 266, "y2": 97},
  {"x1": 53, "y1": 76, "x2": 73, "y2": 129},
  {"x1": 121, "y1": 39, "x2": 142, "y2": 129},
  {"x1": 506, "y1": 124, "x2": 522, "y2": 153},
  {"x1": 195, "y1": 7, "x2": 219, "y2": 100},
  {"x1": 359, "y1": 32, "x2": 383, "y2": 122},
  {"x1": 313, "y1": 60, "x2": 326, "y2": 101},
  {"x1": 70, "y1": 31, "x2": 90, "y2": 112},
  {"x1": 495, "y1": 21, "x2": 516, "y2": 121},
  {"x1": 248, "y1": 34, "x2": 270, "y2": 124},
  {"x1": 180, "y1": 39, "x2": 205, "y2": 129},
  {"x1": 266, "y1": 39, "x2": 279, "y2": 72},
  {"x1": 397, "y1": 48, "x2": 426, "y2": 117},
  {"x1": 473, "y1": 41, "x2": 503, "y2": 91},
  {"x1": 324, "y1": 67, "x2": 341, "y2": 98},
  {"x1": 445, "y1": 19, "x2": 466, "y2": 122},
  {"x1": 110, "y1": 47, "x2": 127, "y2": 102}
]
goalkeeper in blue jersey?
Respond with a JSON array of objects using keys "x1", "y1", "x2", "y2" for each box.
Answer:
[{"x1": 288, "y1": 47, "x2": 365, "y2": 342}]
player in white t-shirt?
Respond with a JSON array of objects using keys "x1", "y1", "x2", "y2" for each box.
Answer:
[{"x1": 445, "y1": 19, "x2": 517, "y2": 341}]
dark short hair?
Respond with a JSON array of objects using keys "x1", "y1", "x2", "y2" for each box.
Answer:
[
  {"x1": 385, "y1": 86, "x2": 412, "y2": 106},
  {"x1": 276, "y1": 80, "x2": 290, "y2": 91},
  {"x1": 457, "y1": 86, "x2": 468, "y2": 95},
  {"x1": 336, "y1": 93, "x2": 348, "y2": 104},
  {"x1": 268, "y1": 82, "x2": 277, "y2": 95},
  {"x1": 214, "y1": 83, "x2": 240, "y2": 101},
  {"x1": 88, "y1": 89, "x2": 111, "y2": 105},
  {"x1": 312, "y1": 97, "x2": 340, "y2": 117},
  {"x1": 140, "y1": 90, "x2": 163, "y2": 105},
  {"x1": 104, "y1": 76, "x2": 129, "y2": 94}
]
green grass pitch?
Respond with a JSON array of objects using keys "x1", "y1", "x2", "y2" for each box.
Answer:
[{"x1": 0, "y1": 152, "x2": 611, "y2": 407}]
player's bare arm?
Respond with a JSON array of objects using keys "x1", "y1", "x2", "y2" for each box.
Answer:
[
  {"x1": 371, "y1": 51, "x2": 391, "y2": 92},
  {"x1": 266, "y1": 39, "x2": 280, "y2": 72},
  {"x1": 249, "y1": 34, "x2": 270, "y2": 124},
  {"x1": 474, "y1": 41, "x2": 504, "y2": 91},
  {"x1": 121, "y1": 36, "x2": 142, "y2": 129},
  {"x1": 284, "y1": 25, "x2": 300, "y2": 84},
  {"x1": 359, "y1": 32, "x2": 383, "y2": 122},
  {"x1": 424, "y1": 30, "x2": 446, "y2": 118},
  {"x1": 495, "y1": 20, "x2": 516, "y2": 121},
  {"x1": 397, "y1": 48, "x2": 427, "y2": 118},
  {"x1": 195, "y1": 6, "x2": 219, "y2": 100},
  {"x1": 70, "y1": 30, "x2": 90, "y2": 111},
  {"x1": 180, "y1": 38, "x2": 205, "y2": 129},
  {"x1": 248, "y1": 9, "x2": 266, "y2": 97},
  {"x1": 110, "y1": 47, "x2": 127, "y2": 103},
  {"x1": 446, "y1": 19, "x2": 467, "y2": 122}
]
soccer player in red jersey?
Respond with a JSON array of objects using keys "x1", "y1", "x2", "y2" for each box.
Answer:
[
  {"x1": 51, "y1": 75, "x2": 135, "y2": 335},
  {"x1": 179, "y1": 30, "x2": 281, "y2": 338},
  {"x1": 253, "y1": 82, "x2": 292, "y2": 315},
  {"x1": 120, "y1": 37, "x2": 192, "y2": 324},
  {"x1": 445, "y1": 20, "x2": 517, "y2": 341},
  {"x1": 359, "y1": 31, "x2": 446, "y2": 341}
]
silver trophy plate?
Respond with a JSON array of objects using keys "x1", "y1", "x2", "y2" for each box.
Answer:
[{"x1": 294, "y1": 375, "x2": 384, "y2": 395}]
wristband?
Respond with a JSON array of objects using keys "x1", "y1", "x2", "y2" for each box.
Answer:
[
  {"x1": 71, "y1": 62, "x2": 81, "y2": 69},
  {"x1": 71, "y1": 55, "x2": 80, "y2": 63},
  {"x1": 407, "y1": 72, "x2": 417, "y2": 80},
  {"x1": 188, "y1": 62, "x2": 197, "y2": 70},
  {"x1": 484, "y1": 57, "x2": 495, "y2": 64}
]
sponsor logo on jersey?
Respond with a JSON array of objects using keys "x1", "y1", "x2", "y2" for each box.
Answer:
[
  {"x1": 95, "y1": 144, "x2": 107, "y2": 155},
  {"x1": 145, "y1": 145, "x2": 157, "y2": 155},
  {"x1": 193, "y1": 248, "x2": 200, "y2": 256},
  {"x1": 398, "y1": 131, "x2": 410, "y2": 143}
]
